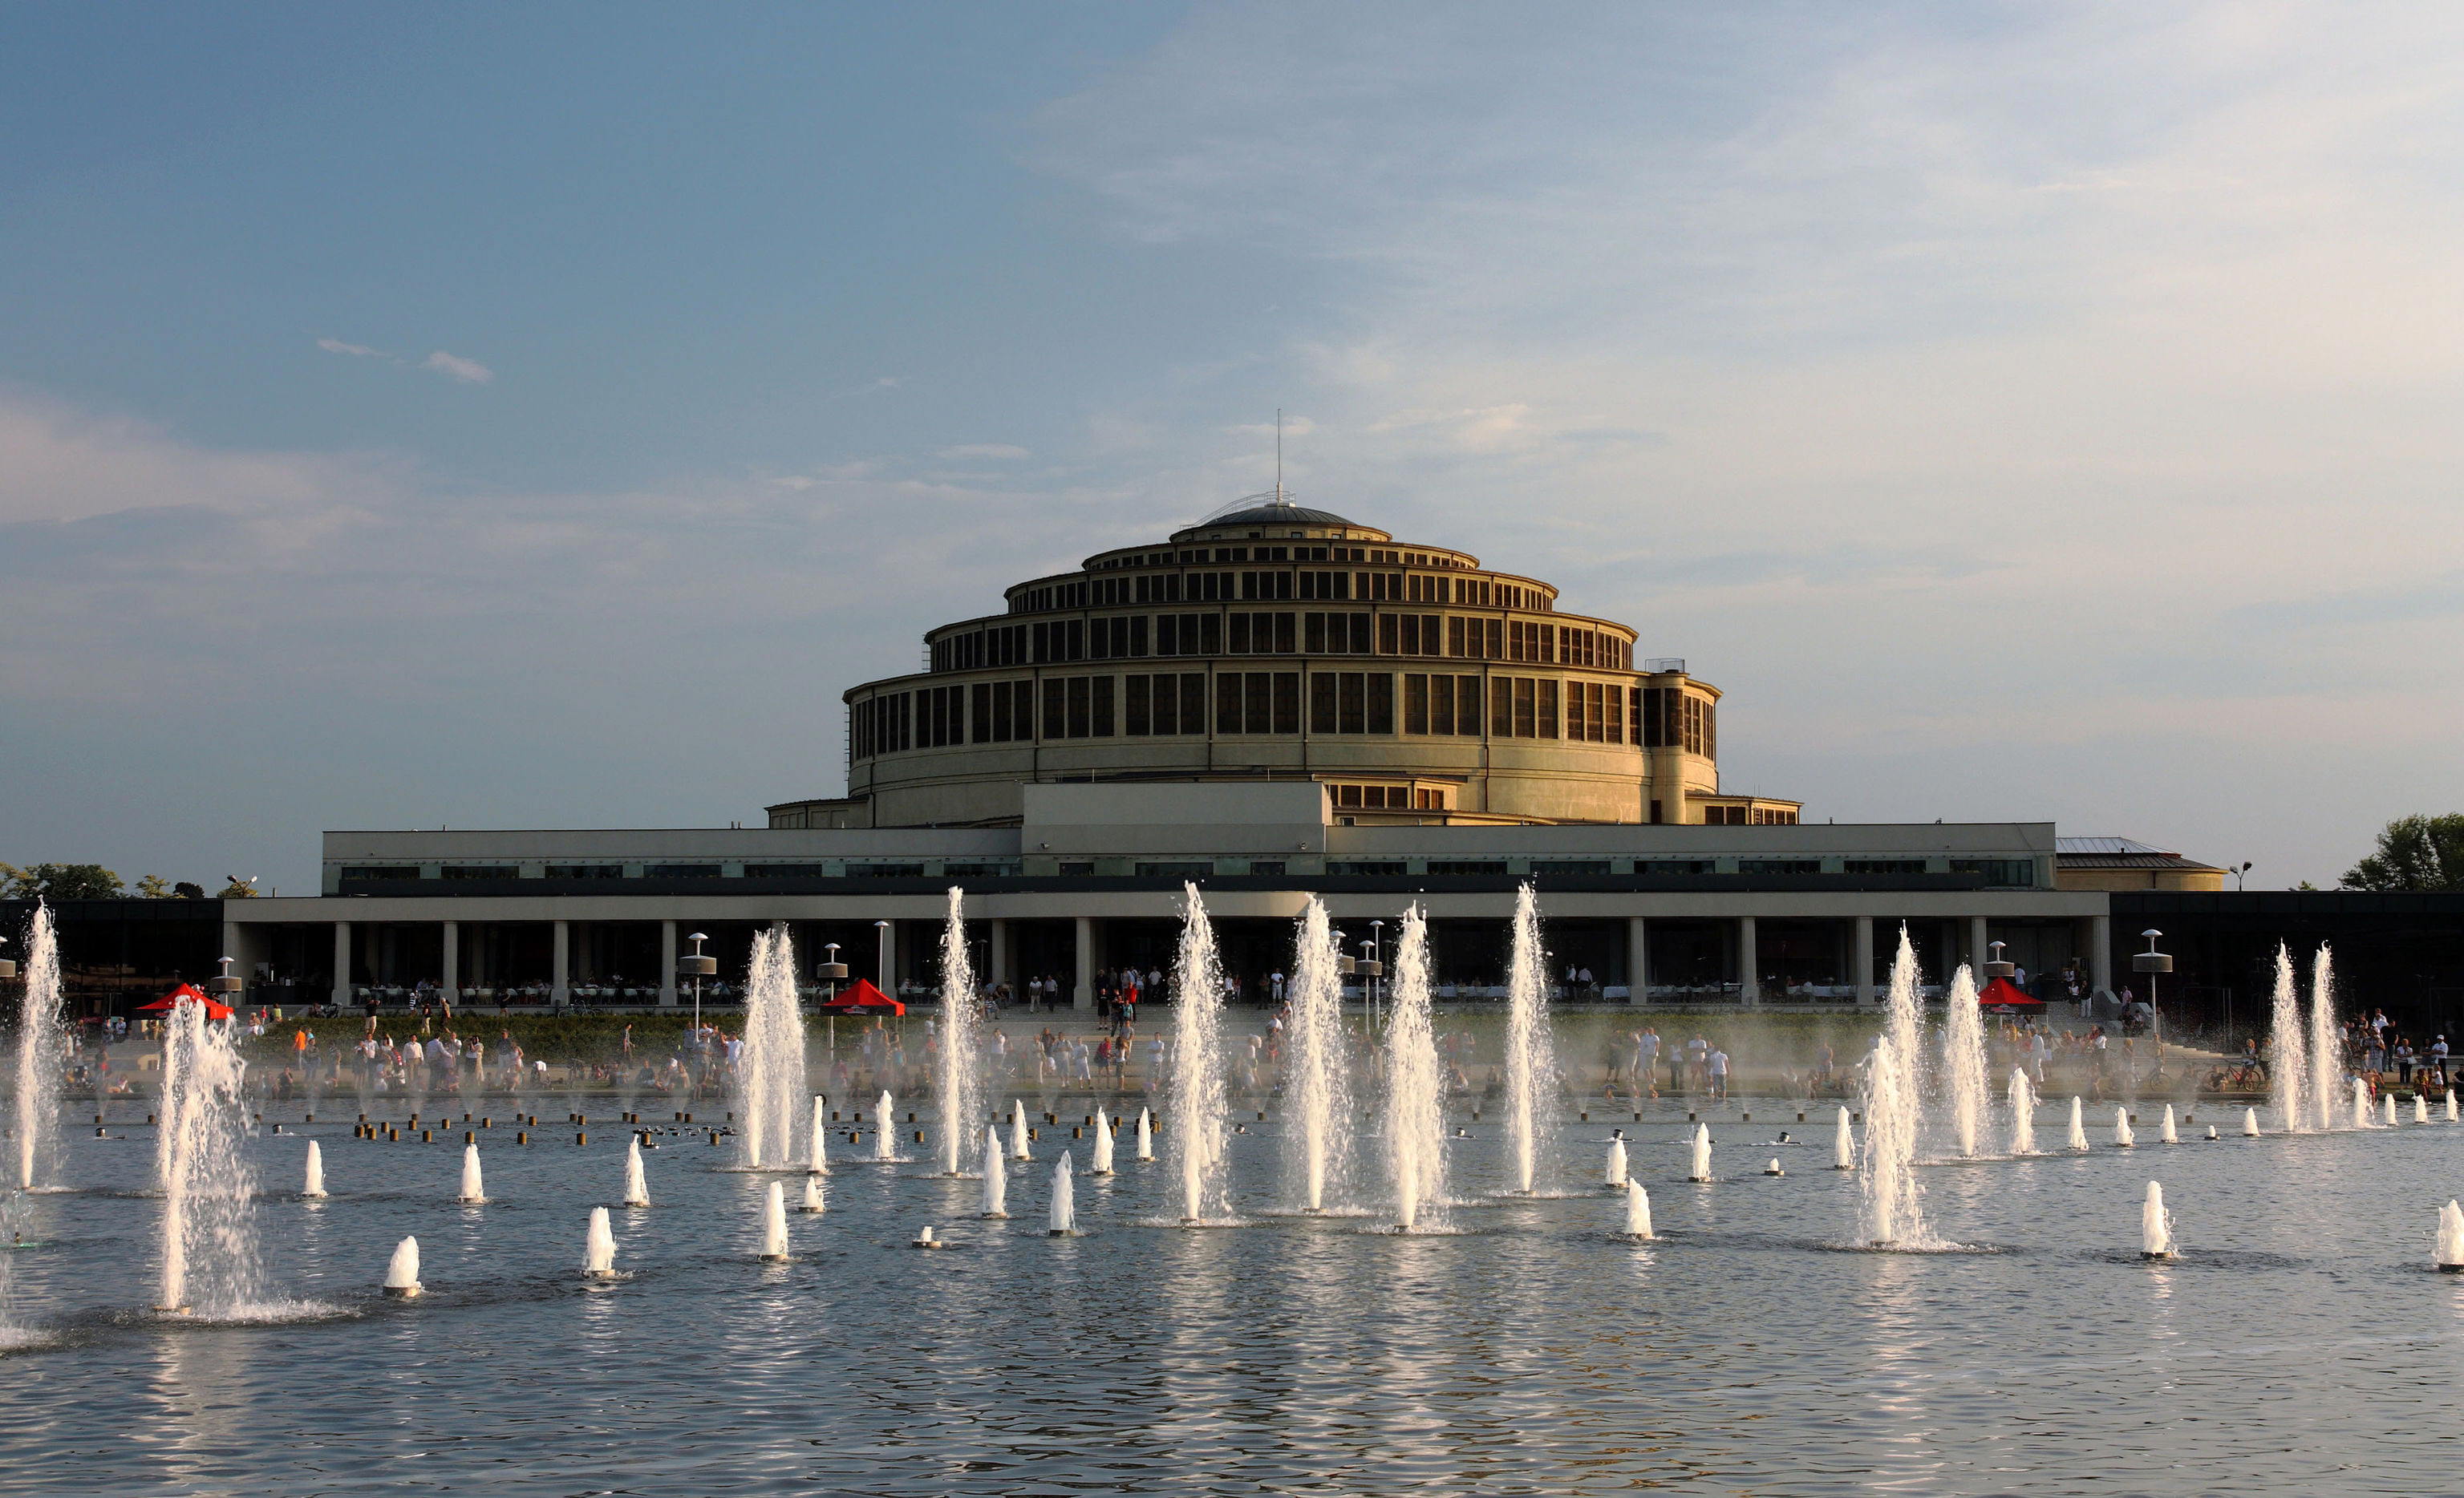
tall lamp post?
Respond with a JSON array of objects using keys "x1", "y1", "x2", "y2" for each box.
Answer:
[
  {"x1": 1362, "y1": 921, "x2": 1386, "y2": 1031},
  {"x1": 679, "y1": 931, "x2": 715, "y2": 1034},
  {"x1": 209, "y1": 956, "x2": 245, "y2": 1018},
  {"x1": 2133, "y1": 929, "x2": 2171, "y2": 1048},
  {"x1": 819, "y1": 943, "x2": 849, "y2": 1064},
  {"x1": 874, "y1": 921, "x2": 896, "y2": 1045}
]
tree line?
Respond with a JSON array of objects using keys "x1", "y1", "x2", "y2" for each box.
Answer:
[{"x1": 0, "y1": 863, "x2": 258, "y2": 901}]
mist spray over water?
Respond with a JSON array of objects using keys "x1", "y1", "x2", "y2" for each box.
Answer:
[
  {"x1": 11, "y1": 905, "x2": 64, "y2": 1192},
  {"x1": 937, "y1": 889, "x2": 981, "y2": 1176},
  {"x1": 1167, "y1": 883, "x2": 1230, "y2": 1223},
  {"x1": 1383, "y1": 906, "x2": 1445, "y2": 1232},
  {"x1": 1503, "y1": 885, "x2": 1558, "y2": 1195},
  {"x1": 1283, "y1": 898, "x2": 1352, "y2": 1212},
  {"x1": 738, "y1": 925, "x2": 808, "y2": 1169}
]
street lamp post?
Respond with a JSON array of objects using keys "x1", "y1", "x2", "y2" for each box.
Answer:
[
  {"x1": 1363, "y1": 921, "x2": 1387, "y2": 1031},
  {"x1": 679, "y1": 931, "x2": 715, "y2": 1034},
  {"x1": 2132, "y1": 929, "x2": 2172, "y2": 1049},
  {"x1": 818, "y1": 943, "x2": 849, "y2": 1063},
  {"x1": 874, "y1": 921, "x2": 896, "y2": 1046}
]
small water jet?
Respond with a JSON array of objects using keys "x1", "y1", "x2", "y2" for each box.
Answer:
[
  {"x1": 739, "y1": 925, "x2": 808, "y2": 1170},
  {"x1": 2067, "y1": 1097, "x2": 2089, "y2": 1151},
  {"x1": 910, "y1": 1225, "x2": 945, "y2": 1249},
  {"x1": 11, "y1": 904, "x2": 65, "y2": 1192},
  {"x1": 1010, "y1": 1099, "x2": 1032, "y2": 1161},
  {"x1": 1763, "y1": 1158, "x2": 1784, "y2": 1176},
  {"x1": 758, "y1": 1181, "x2": 789, "y2": 1261},
  {"x1": 623, "y1": 1138, "x2": 650, "y2": 1207},
  {"x1": 1833, "y1": 1108, "x2": 1855, "y2": 1170},
  {"x1": 2158, "y1": 1106, "x2": 2179, "y2": 1145},
  {"x1": 2243, "y1": 1108, "x2": 2260, "y2": 1138},
  {"x1": 2353, "y1": 1079, "x2": 2374, "y2": 1130},
  {"x1": 302, "y1": 1141, "x2": 327, "y2": 1199},
  {"x1": 459, "y1": 1144, "x2": 487, "y2": 1204},
  {"x1": 1167, "y1": 883, "x2": 1231, "y2": 1224},
  {"x1": 582, "y1": 1208, "x2": 618, "y2": 1278},
  {"x1": 1135, "y1": 1108, "x2": 1155, "y2": 1162},
  {"x1": 2007, "y1": 1069, "x2": 2037, "y2": 1156},
  {"x1": 1383, "y1": 905, "x2": 1446, "y2": 1231},
  {"x1": 808, "y1": 1096, "x2": 829, "y2": 1175},
  {"x1": 873, "y1": 1091, "x2": 897, "y2": 1160},
  {"x1": 2439, "y1": 1201, "x2": 2464, "y2": 1272},
  {"x1": 383, "y1": 1237, "x2": 423, "y2": 1298},
  {"x1": 2416, "y1": 1094, "x2": 2431, "y2": 1125},
  {"x1": 979, "y1": 1128, "x2": 1007, "y2": 1219},
  {"x1": 1048, "y1": 1152, "x2": 1076, "y2": 1235},
  {"x1": 2449, "y1": 1091, "x2": 2459, "y2": 1123},
  {"x1": 2140, "y1": 1182, "x2": 2178, "y2": 1261},
  {"x1": 1687, "y1": 1124, "x2": 1713, "y2": 1183},
  {"x1": 1283, "y1": 898, "x2": 1352, "y2": 1213},
  {"x1": 1940, "y1": 966, "x2": 1988, "y2": 1158},
  {"x1": 1090, "y1": 1107, "x2": 1115, "y2": 1175},
  {"x1": 1502, "y1": 884, "x2": 1558, "y2": 1195},
  {"x1": 798, "y1": 1173, "x2": 826, "y2": 1214},
  {"x1": 1603, "y1": 1138, "x2": 1627, "y2": 1189},
  {"x1": 937, "y1": 889, "x2": 982, "y2": 1178},
  {"x1": 2266, "y1": 945, "x2": 2310, "y2": 1134},
  {"x1": 2113, "y1": 1107, "x2": 2134, "y2": 1148},
  {"x1": 1623, "y1": 1181, "x2": 1656, "y2": 1241}
]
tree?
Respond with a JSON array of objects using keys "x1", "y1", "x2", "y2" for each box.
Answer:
[
  {"x1": 136, "y1": 874, "x2": 173, "y2": 899},
  {"x1": 0, "y1": 863, "x2": 126, "y2": 901},
  {"x1": 2340, "y1": 814, "x2": 2464, "y2": 893},
  {"x1": 217, "y1": 877, "x2": 260, "y2": 899}
]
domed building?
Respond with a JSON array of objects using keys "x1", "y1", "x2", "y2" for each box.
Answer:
[{"x1": 770, "y1": 495, "x2": 1801, "y2": 830}]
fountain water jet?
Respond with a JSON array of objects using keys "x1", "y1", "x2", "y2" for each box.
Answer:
[
  {"x1": 2353, "y1": 1078, "x2": 2374, "y2": 1130},
  {"x1": 2141, "y1": 1182, "x2": 2178, "y2": 1260},
  {"x1": 1048, "y1": 1153, "x2": 1076, "y2": 1235},
  {"x1": 2308, "y1": 946, "x2": 2341, "y2": 1132},
  {"x1": 2113, "y1": 1107, "x2": 2135, "y2": 1148},
  {"x1": 583, "y1": 1208, "x2": 618, "y2": 1277},
  {"x1": 2159, "y1": 1106, "x2": 2179, "y2": 1145},
  {"x1": 155, "y1": 992, "x2": 262, "y2": 1314},
  {"x1": 2067, "y1": 1097, "x2": 2089, "y2": 1152},
  {"x1": 1687, "y1": 1124, "x2": 1713, "y2": 1183},
  {"x1": 1383, "y1": 906, "x2": 1447, "y2": 1232},
  {"x1": 1090, "y1": 1107, "x2": 1115, "y2": 1175},
  {"x1": 1135, "y1": 1108, "x2": 1154, "y2": 1161},
  {"x1": 2384, "y1": 1095, "x2": 2401, "y2": 1128},
  {"x1": 1167, "y1": 884, "x2": 1232, "y2": 1224},
  {"x1": 1941, "y1": 966, "x2": 1988, "y2": 1158},
  {"x1": 459, "y1": 1144, "x2": 486, "y2": 1204},
  {"x1": 1855, "y1": 929, "x2": 1928, "y2": 1248},
  {"x1": 2007, "y1": 1069, "x2": 2037, "y2": 1155},
  {"x1": 1603, "y1": 1138, "x2": 1627, "y2": 1189},
  {"x1": 2266, "y1": 945, "x2": 2310, "y2": 1133},
  {"x1": 873, "y1": 1091, "x2": 897, "y2": 1160},
  {"x1": 622, "y1": 1138, "x2": 650, "y2": 1207},
  {"x1": 936, "y1": 889, "x2": 982, "y2": 1178},
  {"x1": 1623, "y1": 1181, "x2": 1656, "y2": 1240},
  {"x1": 1833, "y1": 1108, "x2": 1855, "y2": 1170},
  {"x1": 2243, "y1": 1108, "x2": 2260, "y2": 1138},
  {"x1": 1502, "y1": 885, "x2": 1558, "y2": 1194},
  {"x1": 758, "y1": 1181, "x2": 789, "y2": 1260},
  {"x1": 1282, "y1": 898, "x2": 1352, "y2": 1213},
  {"x1": 738, "y1": 925, "x2": 808, "y2": 1170},
  {"x1": 799, "y1": 1173, "x2": 826, "y2": 1214},
  {"x1": 2448, "y1": 1091, "x2": 2458, "y2": 1123},
  {"x1": 1010, "y1": 1099, "x2": 1032, "y2": 1161},
  {"x1": 980, "y1": 1128, "x2": 1008, "y2": 1218},
  {"x1": 2416, "y1": 1094, "x2": 2430, "y2": 1125},
  {"x1": 2438, "y1": 1201, "x2": 2464, "y2": 1272},
  {"x1": 11, "y1": 904, "x2": 64, "y2": 1192},
  {"x1": 383, "y1": 1237, "x2": 422, "y2": 1298},
  {"x1": 808, "y1": 1096, "x2": 829, "y2": 1175},
  {"x1": 302, "y1": 1141, "x2": 326, "y2": 1199}
]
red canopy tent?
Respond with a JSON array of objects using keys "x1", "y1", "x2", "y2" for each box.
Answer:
[
  {"x1": 1980, "y1": 976, "x2": 2043, "y2": 1011},
  {"x1": 817, "y1": 978, "x2": 904, "y2": 1016},
  {"x1": 137, "y1": 982, "x2": 236, "y2": 1022}
]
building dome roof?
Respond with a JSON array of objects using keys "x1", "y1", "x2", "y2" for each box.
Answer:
[{"x1": 1202, "y1": 501, "x2": 1353, "y2": 528}]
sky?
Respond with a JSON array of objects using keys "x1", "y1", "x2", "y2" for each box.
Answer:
[{"x1": 4, "y1": 2, "x2": 2461, "y2": 893}]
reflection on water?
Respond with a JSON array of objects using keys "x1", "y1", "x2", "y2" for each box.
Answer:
[{"x1": 3, "y1": 1092, "x2": 2464, "y2": 1493}]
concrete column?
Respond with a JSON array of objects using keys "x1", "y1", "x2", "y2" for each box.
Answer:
[
  {"x1": 2089, "y1": 913, "x2": 2113, "y2": 996},
  {"x1": 441, "y1": 921, "x2": 460, "y2": 1004},
  {"x1": 875, "y1": 922, "x2": 895, "y2": 998},
  {"x1": 1073, "y1": 916, "x2": 1096, "y2": 1011},
  {"x1": 989, "y1": 918, "x2": 1010, "y2": 988},
  {"x1": 331, "y1": 921, "x2": 352, "y2": 1006},
  {"x1": 552, "y1": 920, "x2": 570, "y2": 1006},
  {"x1": 1967, "y1": 915, "x2": 1989, "y2": 976},
  {"x1": 1737, "y1": 915, "x2": 1759, "y2": 1006},
  {"x1": 1854, "y1": 917, "x2": 1876, "y2": 1006},
  {"x1": 1626, "y1": 915, "x2": 1647, "y2": 1004},
  {"x1": 659, "y1": 921, "x2": 678, "y2": 1007}
]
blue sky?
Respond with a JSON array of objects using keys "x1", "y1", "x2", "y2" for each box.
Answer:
[{"x1": 6, "y1": 2, "x2": 2462, "y2": 891}]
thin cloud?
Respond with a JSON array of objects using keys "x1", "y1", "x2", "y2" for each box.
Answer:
[
  {"x1": 420, "y1": 350, "x2": 494, "y2": 384},
  {"x1": 316, "y1": 338, "x2": 386, "y2": 359},
  {"x1": 937, "y1": 443, "x2": 1031, "y2": 460}
]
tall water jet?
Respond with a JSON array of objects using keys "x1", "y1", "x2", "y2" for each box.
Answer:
[
  {"x1": 2438, "y1": 1201, "x2": 2464, "y2": 1272},
  {"x1": 2266, "y1": 945, "x2": 2310, "y2": 1133},
  {"x1": 937, "y1": 889, "x2": 982, "y2": 1178},
  {"x1": 622, "y1": 1138, "x2": 650, "y2": 1207},
  {"x1": 2067, "y1": 1096, "x2": 2089, "y2": 1152},
  {"x1": 1167, "y1": 883, "x2": 1231, "y2": 1224},
  {"x1": 11, "y1": 904, "x2": 64, "y2": 1191},
  {"x1": 979, "y1": 1128, "x2": 1007, "y2": 1218},
  {"x1": 2308, "y1": 946, "x2": 2340, "y2": 1132},
  {"x1": 1688, "y1": 1123, "x2": 1714, "y2": 1183},
  {"x1": 459, "y1": 1144, "x2": 487, "y2": 1204},
  {"x1": 1010, "y1": 1099, "x2": 1032, "y2": 1161},
  {"x1": 1603, "y1": 1137, "x2": 1627, "y2": 1188},
  {"x1": 1382, "y1": 905, "x2": 1446, "y2": 1232},
  {"x1": 302, "y1": 1141, "x2": 327, "y2": 1199},
  {"x1": 1940, "y1": 965, "x2": 1989, "y2": 1158},
  {"x1": 1090, "y1": 1107, "x2": 1115, "y2": 1175},
  {"x1": 738, "y1": 924, "x2": 808, "y2": 1170},
  {"x1": 2140, "y1": 1181, "x2": 2177, "y2": 1260},
  {"x1": 1283, "y1": 898, "x2": 1352, "y2": 1213},
  {"x1": 799, "y1": 1172, "x2": 826, "y2": 1214},
  {"x1": 808, "y1": 1096, "x2": 829, "y2": 1175},
  {"x1": 582, "y1": 1208, "x2": 618, "y2": 1278},
  {"x1": 1502, "y1": 884, "x2": 1558, "y2": 1195},
  {"x1": 383, "y1": 1237, "x2": 422, "y2": 1298},
  {"x1": 758, "y1": 1180, "x2": 789, "y2": 1261},
  {"x1": 1623, "y1": 1181, "x2": 1656, "y2": 1240},
  {"x1": 2243, "y1": 1108, "x2": 2260, "y2": 1138},
  {"x1": 1833, "y1": 1108, "x2": 1855, "y2": 1170},
  {"x1": 2007, "y1": 1069, "x2": 2036, "y2": 1155},
  {"x1": 873, "y1": 1091, "x2": 896, "y2": 1161},
  {"x1": 2113, "y1": 1107, "x2": 2135, "y2": 1148},
  {"x1": 1048, "y1": 1152, "x2": 1076, "y2": 1235},
  {"x1": 155, "y1": 990, "x2": 261, "y2": 1314},
  {"x1": 2159, "y1": 1105, "x2": 2179, "y2": 1145},
  {"x1": 1135, "y1": 1108, "x2": 1154, "y2": 1161},
  {"x1": 1856, "y1": 930, "x2": 1928, "y2": 1248}
]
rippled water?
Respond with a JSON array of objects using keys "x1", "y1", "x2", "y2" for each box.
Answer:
[{"x1": 3, "y1": 1096, "x2": 2458, "y2": 1494}]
